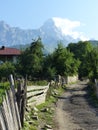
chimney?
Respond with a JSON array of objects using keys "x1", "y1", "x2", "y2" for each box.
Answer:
[{"x1": 1, "y1": 46, "x2": 5, "y2": 50}]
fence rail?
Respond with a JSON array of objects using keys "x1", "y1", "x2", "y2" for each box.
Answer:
[{"x1": 27, "y1": 84, "x2": 49, "y2": 107}]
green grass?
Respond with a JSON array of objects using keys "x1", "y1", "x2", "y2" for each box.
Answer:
[
  {"x1": 0, "y1": 82, "x2": 10, "y2": 104},
  {"x1": 22, "y1": 122, "x2": 37, "y2": 130},
  {"x1": 27, "y1": 80, "x2": 48, "y2": 86}
]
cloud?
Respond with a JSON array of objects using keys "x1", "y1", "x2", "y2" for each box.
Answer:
[{"x1": 52, "y1": 17, "x2": 89, "y2": 41}]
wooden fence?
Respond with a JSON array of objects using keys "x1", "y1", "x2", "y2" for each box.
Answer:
[
  {"x1": 0, "y1": 75, "x2": 21, "y2": 130},
  {"x1": 0, "y1": 75, "x2": 49, "y2": 130},
  {"x1": 0, "y1": 75, "x2": 27, "y2": 130},
  {"x1": 27, "y1": 84, "x2": 49, "y2": 107}
]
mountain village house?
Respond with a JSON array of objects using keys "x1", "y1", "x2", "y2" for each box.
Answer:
[{"x1": 0, "y1": 46, "x2": 21, "y2": 63}]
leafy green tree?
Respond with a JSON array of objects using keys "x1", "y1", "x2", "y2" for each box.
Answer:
[
  {"x1": 18, "y1": 37, "x2": 44, "y2": 79},
  {"x1": 48, "y1": 43, "x2": 80, "y2": 77},
  {"x1": 45, "y1": 43, "x2": 80, "y2": 76},
  {"x1": 43, "y1": 54, "x2": 57, "y2": 80},
  {"x1": 67, "y1": 41, "x2": 93, "y2": 60},
  {"x1": 86, "y1": 47, "x2": 98, "y2": 81},
  {"x1": 67, "y1": 41, "x2": 93, "y2": 78}
]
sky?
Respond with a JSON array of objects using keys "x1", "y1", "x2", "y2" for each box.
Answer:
[{"x1": 0, "y1": 0, "x2": 98, "y2": 40}]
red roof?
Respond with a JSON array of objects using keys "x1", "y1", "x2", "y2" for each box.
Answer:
[{"x1": 0, "y1": 46, "x2": 21, "y2": 55}]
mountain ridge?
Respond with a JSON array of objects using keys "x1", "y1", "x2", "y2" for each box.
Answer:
[{"x1": 0, "y1": 18, "x2": 91, "y2": 52}]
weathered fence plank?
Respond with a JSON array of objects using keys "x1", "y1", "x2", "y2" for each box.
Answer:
[
  {"x1": 27, "y1": 89, "x2": 46, "y2": 98},
  {"x1": 2, "y1": 98, "x2": 11, "y2": 130},
  {"x1": 27, "y1": 93, "x2": 47, "y2": 106},
  {"x1": 5, "y1": 92, "x2": 14, "y2": 130},
  {"x1": 0, "y1": 107, "x2": 7, "y2": 130},
  {"x1": 27, "y1": 84, "x2": 49, "y2": 107},
  {"x1": 27, "y1": 85, "x2": 49, "y2": 91},
  {"x1": 16, "y1": 77, "x2": 27, "y2": 127},
  {"x1": 0, "y1": 74, "x2": 22, "y2": 130}
]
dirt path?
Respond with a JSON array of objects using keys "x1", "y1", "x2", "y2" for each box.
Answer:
[{"x1": 54, "y1": 81, "x2": 98, "y2": 130}]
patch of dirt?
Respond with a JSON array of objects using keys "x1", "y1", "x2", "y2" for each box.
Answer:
[{"x1": 54, "y1": 81, "x2": 98, "y2": 130}]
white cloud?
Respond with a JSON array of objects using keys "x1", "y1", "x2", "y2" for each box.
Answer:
[{"x1": 52, "y1": 17, "x2": 89, "y2": 41}]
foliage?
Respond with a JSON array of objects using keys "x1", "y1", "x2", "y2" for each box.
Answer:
[
  {"x1": 51, "y1": 43, "x2": 80, "y2": 76},
  {"x1": 15, "y1": 39, "x2": 98, "y2": 81},
  {"x1": 22, "y1": 122, "x2": 37, "y2": 130},
  {"x1": 67, "y1": 41, "x2": 93, "y2": 78},
  {"x1": 0, "y1": 62, "x2": 15, "y2": 80},
  {"x1": 67, "y1": 41, "x2": 93, "y2": 60},
  {"x1": 43, "y1": 54, "x2": 57, "y2": 80},
  {"x1": 88, "y1": 81, "x2": 98, "y2": 105},
  {"x1": 85, "y1": 47, "x2": 98, "y2": 81},
  {"x1": 17, "y1": 40, "x2": 80, "y2": 80},
  {"x1": 0, "y1": 82, "x2": 10, "y2": 104},
  {"x1": 18, "y1": 37, "x2": 44, "y2": 79}
]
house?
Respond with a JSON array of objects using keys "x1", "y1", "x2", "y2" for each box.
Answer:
[{"x1": 0, "y1": 46, "x2": 21, "y2": 63}]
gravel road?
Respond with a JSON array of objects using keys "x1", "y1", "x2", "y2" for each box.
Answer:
[{"x1": 54, "y1": 81, "x2": 98, "y2": 130}]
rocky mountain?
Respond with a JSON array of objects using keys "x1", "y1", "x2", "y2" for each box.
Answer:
[{"x1": 0, "y1": 18, "x2": 83, "y2": 52}]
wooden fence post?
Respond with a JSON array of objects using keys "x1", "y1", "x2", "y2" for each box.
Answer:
[
  {"x1": 21, "y1": 79, "x2": 27, "y2": 127},
  {"x1": 9, "y1": 74, "x2": 21, "y2": 129},
  {"x1": 16, "y1": 77, "x2": 27, "y2": 127}
]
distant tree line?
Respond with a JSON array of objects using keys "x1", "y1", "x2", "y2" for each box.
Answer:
[{"x1": 0, "y1": 37, "x2": 98, "y2": 82}]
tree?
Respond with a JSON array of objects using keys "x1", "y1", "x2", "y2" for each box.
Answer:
[
  {"x1": 18, "y1": 37, "x2": 44, "y2": 79},
  {"x1": 67, "y1": 41, "x2": 93, "y2": 60},
  {"x1": 86, "y1": 47, "x2": 98, "y2": 81},
  {"x1": 67, "y1": 41, "x2": 93, "y2": 78},
  {"x1": 43, "y1": 53, "x2": 57, "y2": 80},
  {"x1": 51, "y1": 43, "x2": 80, "y2": 76}
]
